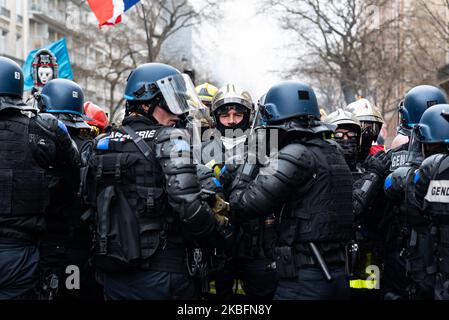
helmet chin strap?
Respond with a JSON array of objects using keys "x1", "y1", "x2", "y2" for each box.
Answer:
[{"x1": 215, "y1": 112, "x2": 250, "y2": 136}]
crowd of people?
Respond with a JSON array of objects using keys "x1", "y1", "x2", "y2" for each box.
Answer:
[{"x1": 1, "y1": 56, "x2": 449, "y2": 300}]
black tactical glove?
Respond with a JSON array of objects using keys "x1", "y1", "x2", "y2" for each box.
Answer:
[{"x1": 363, "y1": 150, "x2": 392, "y2": 177}]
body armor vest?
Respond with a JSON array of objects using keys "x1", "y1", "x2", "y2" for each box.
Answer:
[
  {"x1": 280, "y1": 139, "x2": 353, "y2": 245},
  {"x1": 0, "y1": 114, "x2": 50, "y2": 241},
  {"x1": 89, "y1": 123, "x2": 179, "y2": 267},
  {"x1": 279, "y1": 138, "x2": 353, "y2": 246},
  {"x1": 424, "y1": 155, "x2": 449, "y2": 278}
]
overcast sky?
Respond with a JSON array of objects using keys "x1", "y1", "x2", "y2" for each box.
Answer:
[{"x1": 194, "y1": 0, "x2": 291, "y2": 101}]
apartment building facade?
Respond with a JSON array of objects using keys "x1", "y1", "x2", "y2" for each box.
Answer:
[{"x1": 0, "y1": 0, "x2": 194, "y2": 122}]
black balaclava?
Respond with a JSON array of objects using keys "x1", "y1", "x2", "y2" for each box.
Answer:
[
  {"x1": 214, "y1": 104, "x2": 250, "y2": 136},
  {"x1": 335, "y1": 125, "x2": 360, "y2": 171}
]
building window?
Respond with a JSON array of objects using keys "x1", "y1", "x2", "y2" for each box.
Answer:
[
  {"x1": 16, "y1": 0, "x2": 23, "y2": 23},
  {"x1": 0, "y1": 0, "x2": 10, "y2": 19},
  {"x1": 0, "y1": 29, "x2": 8, "y2": 54},
  {"x1": 16, "y1": 34, "x2": 22, "y2": 58}
]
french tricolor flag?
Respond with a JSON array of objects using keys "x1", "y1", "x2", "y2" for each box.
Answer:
[{"x1": 87, "y1": 0, "x2": 141, "y2": 26}]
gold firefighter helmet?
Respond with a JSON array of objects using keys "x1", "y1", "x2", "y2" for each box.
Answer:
[
  {"x1": 211, "y1": 83, "x2": 254, "y2": 114},
  {"x1": 345, "y1": 98, "x2": 384, "y2": 124}
]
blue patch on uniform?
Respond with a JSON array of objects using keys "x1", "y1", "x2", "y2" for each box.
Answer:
[
  {"x1": 414, "y1": 170, "x2": 421, "y2": 185},
  {"x1": 384, "y1": 175, "x2": 392, "y2": 190},
  {"x1": 220, "y1": 165, "x2": 227, "y2": 176},
  {"x1": 212, "y1": 178, "x2": 222, "y2": 188},
  {"x1": 96, "y1": 137, "x2": 110, "y2": 150},
  {"x1": 57, "y1": 120, "x2": 69, "y2": 135},
  {"x1": 174, "y1": 139, "x2": 190, "y2": 152}
]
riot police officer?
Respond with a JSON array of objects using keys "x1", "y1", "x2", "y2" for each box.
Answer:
[
  {"x1": 383, "y1": 86, "x2": 448, "y2": 300},
  {"x1": 36, "y1": 79, "x2": 102, "y2": 300},
  {"x1": 0, "y1": 57, "x2": 79, "y2": 299},
  {"x1": 229, "y1": 81, "x2": 354, "y2": 300},
  {"x1": 202, "y1": 84, "x2": 278, "y2": 300},
  {"x1": 412, "y1": 104, "x2": 449, "y2": 300},
  {"x1": 83, "y1": 63, "x2": 232, "y2": 300}
]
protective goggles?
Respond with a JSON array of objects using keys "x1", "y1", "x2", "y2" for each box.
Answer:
[{"x1": 334, "y1": 131, "x2": 358, "y2": 139}]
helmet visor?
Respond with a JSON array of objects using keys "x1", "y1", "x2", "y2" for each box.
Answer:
[{"x1": 156, "y1": 73, "x2": 202, "y2": 115}]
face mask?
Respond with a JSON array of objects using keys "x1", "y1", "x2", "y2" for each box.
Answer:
[
  {"x1": 337, "y1": 138, "x2": 359, "y2": 170},
  {"x1": 221, "y1": 135, "x2": 247, "y2": 150}
]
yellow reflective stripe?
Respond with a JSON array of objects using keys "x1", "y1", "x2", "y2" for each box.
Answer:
[
  {"x1": 235, "y1": 280, "x2": 246, "y2": 295},
  {"x1": 350, "y1": 279, "x2": 379, "y2": 289},
  {"x1": 208, "y1": 281, "x2": 216, "y2": 294},
  {"x1": 207, "y1": 280, "x2": 246, "y2": 295}
]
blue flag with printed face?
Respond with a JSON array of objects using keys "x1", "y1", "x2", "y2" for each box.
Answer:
[{"x1": 22, "y1": 38, "x2": 73, "y2": 91}]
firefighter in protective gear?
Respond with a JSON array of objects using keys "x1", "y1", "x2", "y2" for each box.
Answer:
[
  {"x1": 326, "y1": 108, "x2": 362, "y2": 172},
  {"x1": 82, "y1": 63, "x2": 233, "y2": 300},
  {"x1": 202, "y1": 83, "x2": 278, "y2": 300},
  {"x1": 345, "y1": 98, "x2": 385, "y2": 159},
  {"x1": 84, "y1": 101, "x2": 110, "y2": 137},
  {"x1": 196, "y1": 83, "x2": 218, "y2": 109},
  {"x1": 0, "y1": 57, "x2": 79, "y2": 299},
  {"x1": 326, "y1": 108, "x2": 388, "y2": 298},
  {"x1": 230, "y1": 80, "x2": 354, "y2": 300}
]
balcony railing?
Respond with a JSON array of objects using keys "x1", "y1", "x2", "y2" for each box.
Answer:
[{"x1": 30, "y1": 0, "x2": 66, "y2": 25}]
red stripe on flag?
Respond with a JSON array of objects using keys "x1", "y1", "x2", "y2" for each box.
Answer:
[{"x1": 87, "y1": 0, "x2": 115, "y2": 26}]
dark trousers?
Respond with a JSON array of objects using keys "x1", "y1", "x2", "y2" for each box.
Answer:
[
  {"x1": 103, "y1": 269, "x2": 199, "y2": 300},
  {"x1": 214, "y1": 257, "x2": 278, "y2": 300},
  {"x1": 38, "y1": 241, "x2": 103, "y2": 300},
  {"x1": 274, "y1": 266, "x2": 350, "y2": 300},
  {"x1": 0, "y1": 243, "x2": 39, "y2": 300}
]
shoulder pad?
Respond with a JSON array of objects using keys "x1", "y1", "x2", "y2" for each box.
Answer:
[
  {"x1": 420, "y1": 154, "x2": 446, "y2": 174},
  {"x1": 94, "y1": 133, "x2": 111, "y2": 151},
  {"x1": 278, "y1": 142, "x2": 315, "y2": 168},
  {"x1": 154, "y1": 127, "x2": 191, "y2": 144},
  {"x1": 35, "y1": 112, "x2": 59, "y2": 132},
  {"x1": 384, "y1": 166, "x2": 414, "y2": 200},
  {"x1": 154, "y1": 127, "x2": 192, "y2": 159},
  {"x1": 415, "y1": 154, "x2": 447, "y2": 184}
]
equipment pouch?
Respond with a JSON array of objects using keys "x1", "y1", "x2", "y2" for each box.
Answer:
[{"x1": 274, "y1": 246, "x2": 297, "y2": 279}]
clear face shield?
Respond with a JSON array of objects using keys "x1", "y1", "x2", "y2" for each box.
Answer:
[{"x1": 156, "y1": 73, "x2": 204, "y2": 116}]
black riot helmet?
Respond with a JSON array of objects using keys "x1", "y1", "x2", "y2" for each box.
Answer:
[
  {"x1": 401, "y1": 85, "x2": 448, "y2": 132},
  {"x1": 39, "y1": 78, "x2": 91, "y2": 130},
  {"x1": 261, "y1": 81, "x2": 320, "y2": 124},
  {"x1": 416, "y1": 104, "x2": 449, "y2": 157},
  {"x1": 0, "y1": 56, "x2": 24, "y2": 99},
  {"x1": 0, "y1": 56, "x2": 28, "y2": 112},
  {"x1": 259, "y1": 81, "x2": 335, "y2": 141},
  {"x1": 124, "y1": 63, "x2": 202, "y2": 124}
]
